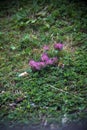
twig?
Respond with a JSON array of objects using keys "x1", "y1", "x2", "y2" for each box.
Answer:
[
  {"x1": 48, "y1": 84, "x2": 81, "y2": 99},
  {"x1": 48, "y1": 84, "x2": 67, "y2": 93}
]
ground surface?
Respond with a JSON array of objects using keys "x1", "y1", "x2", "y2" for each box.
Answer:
[{"x1": 0, "y1": 0, "x2": 87, "y2": 126}]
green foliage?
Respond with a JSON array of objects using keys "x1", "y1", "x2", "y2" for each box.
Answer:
[
  {"x1": 20, "y1": 34, "x2": 40, "y2": 49},
  {"x1": 0, "y1": 0, "x2": 87, "y2": 125}
]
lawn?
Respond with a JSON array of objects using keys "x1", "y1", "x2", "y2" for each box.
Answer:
[{"x1": 0, "y1": 0, "x2": 87, "y2": 125}]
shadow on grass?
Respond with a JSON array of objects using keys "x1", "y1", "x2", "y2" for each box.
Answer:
[{"x1": 0, "y1": 118, "x2": 87, "y2": 130}]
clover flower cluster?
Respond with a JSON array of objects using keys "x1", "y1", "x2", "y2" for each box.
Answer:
[
  {"x1": 54, "y1": 43, "x2": 63, "y2": 50},
  {"x1": 29, "y1": 43, "x2": 63, "y2": 71}
]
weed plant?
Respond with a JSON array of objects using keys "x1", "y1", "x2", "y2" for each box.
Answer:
[{"x1": 0, "y1": 0, "x2": 87, "y2": 125}]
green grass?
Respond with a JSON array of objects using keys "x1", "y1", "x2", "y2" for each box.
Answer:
[{"x1": 0, "y1": 0, "x2": 87, "y2": 125}]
